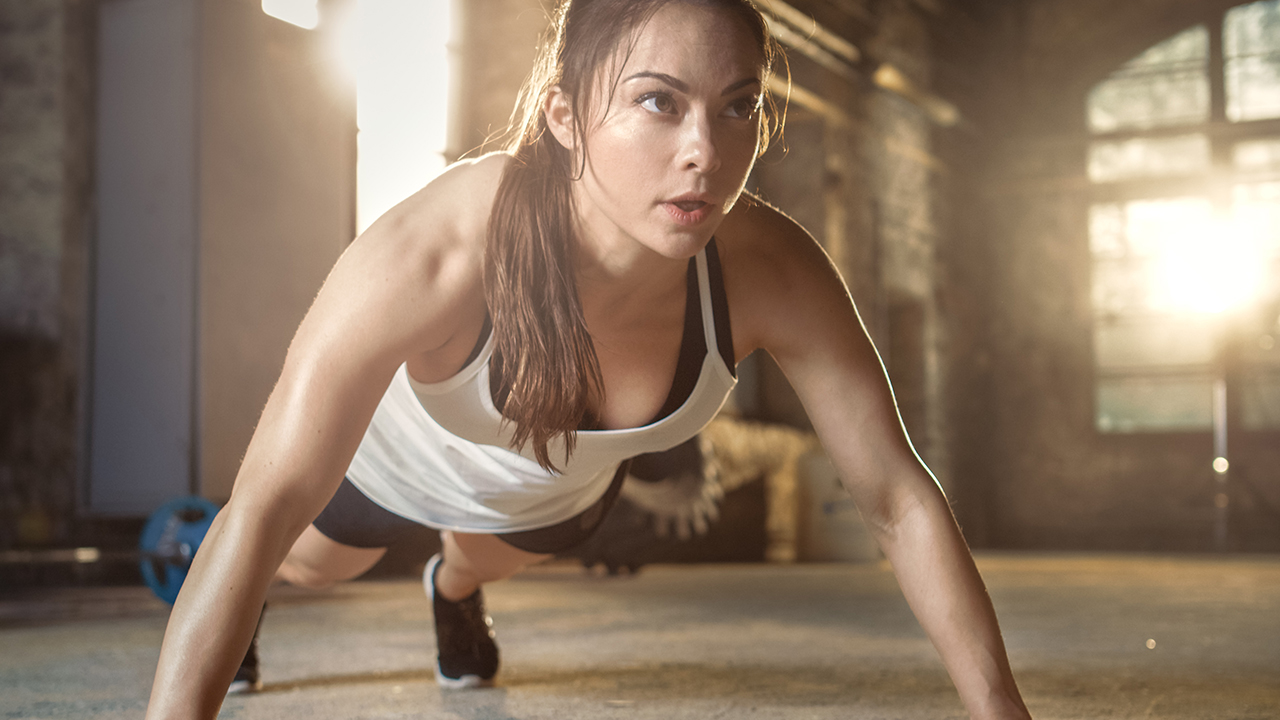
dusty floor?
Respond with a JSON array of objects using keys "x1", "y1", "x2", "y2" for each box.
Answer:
[{"x1": 1, "y1": 554, "x2": 1278, "y2": 719}]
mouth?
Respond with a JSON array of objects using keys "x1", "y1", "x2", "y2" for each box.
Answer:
[{"x1": 662, "y1": 194, "x2": 715, "y2": 225}]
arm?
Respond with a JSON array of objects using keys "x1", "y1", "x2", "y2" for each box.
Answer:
[
  {"x1": 144, "y1": 155, "x2": 504, "y2": 719},
  {"x1": 724, "y1": 203, "x2": 1031, "y2": 720}
]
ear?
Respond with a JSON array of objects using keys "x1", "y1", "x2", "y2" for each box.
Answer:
[{"x1": 543, "y1": 85, "x2": 576, "y2": 151}]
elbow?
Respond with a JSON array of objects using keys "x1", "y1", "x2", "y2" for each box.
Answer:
[
  {"x1": 858, "y1": 488, "x2": 924, "y2": 546},
  {"x1": 847, "y1": 467, "x2": 943, "y2": 548},
  {"x1": 219, "y1": 488, "x2": 316, "y2": 567}
]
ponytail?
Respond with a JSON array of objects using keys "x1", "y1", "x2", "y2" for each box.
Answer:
[{"x1": 485, "y1": 131, "x2": 601, "y2": 471}]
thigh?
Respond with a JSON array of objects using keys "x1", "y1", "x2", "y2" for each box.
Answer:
[
  {"x1": 277, "y1": 524, "x2": 387, "y2": 588},
  {"x1": 278, "y1": 477, "x2": 428, "y2": 588},
  {"x1": 442, "y1": 530, "x2": 552, "y2": 585}
]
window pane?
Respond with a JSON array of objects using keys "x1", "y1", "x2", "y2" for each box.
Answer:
[
  {"x1": 1233, "y1": 180, "x2": 1280, "y2": 258},
  {"x1": 1088, "y1": 135, "x2": 1210, "y2": 182},
  {"x1": 1094, "y1": 317, "x2": 1218, "y2": 368},
  {"x1": 1226, "y1": 0, "x2": 1280, "y2": 121},
  {"x1": 1233, "y1": 138, "x2": 1280, "y2": 176},
  {"x1": 1096, "y1": 375, "x2": 1214, "y2": 431},
  {"x1": 1124, "y1": 197, "x2": 1213, "y2": 258},
  {"x1": 1226, "y1": 0, "x2": 1280, "y2": 56},
  {"x1": 1090, "y1": 199, "x2": 1215, "y2": 315},
  {"x1": 1241, "y1": 373, "x2": 1280, "y2": 429},
  {"x1": 1229, "y1": 182, "x2": 1280, "y2": 306},
  {"x1": 1092, "y1": 258, "x2": 1154, "y2": 315},
  {"x1": 1089, "y1": 203, "x2": 1126, "y2": 258},
  {"x1": 1088, "y1": 26, "x2": 1209, "y2": 132},
  {"x1": 1226, "y1": 58, "x2": 1280, "y2": 122}
]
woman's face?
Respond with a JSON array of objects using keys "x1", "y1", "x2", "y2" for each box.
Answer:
[{"x1": 557, "y1": 2, "x2": 765, "y2": 263}]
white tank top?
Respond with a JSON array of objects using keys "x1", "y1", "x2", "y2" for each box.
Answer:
[{"x1": 345, "y1": 246, "x2": 737, "y2": 533}]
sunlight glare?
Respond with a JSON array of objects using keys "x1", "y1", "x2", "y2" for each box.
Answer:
[
  {"x1": 355, "y1": 0, "x2": 453, "y2": 234},
  {"x1": 262, "y1": 0, "x2": 319, "y2": 30},
  {"x1": 1142, "y1": 204, "x2": 1266, "y2": 315}
]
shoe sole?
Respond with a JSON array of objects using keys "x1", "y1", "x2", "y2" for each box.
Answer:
[
  {"x1": 226, "y1": 679, "x2": 262, "y2": 695},
  {"x1": 434, "y1": 664, "x2": 494, "y2": 689}
]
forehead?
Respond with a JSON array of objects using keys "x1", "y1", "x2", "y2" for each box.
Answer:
[{"x1": 614, "y1": 3, "x2": 764, "y2": 85}]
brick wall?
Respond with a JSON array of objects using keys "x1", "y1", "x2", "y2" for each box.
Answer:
[{"x1": 0, "y1": 0, "x2": 93, "y2": 547}]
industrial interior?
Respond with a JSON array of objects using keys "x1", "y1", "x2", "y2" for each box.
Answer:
[{"x1": 1, "y1": 0, "x2": 1277, "y2": 717}]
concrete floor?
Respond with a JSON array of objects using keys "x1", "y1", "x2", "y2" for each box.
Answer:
[{"x1": 1, "y1": 554, "x2": 1277, "y2": 719}]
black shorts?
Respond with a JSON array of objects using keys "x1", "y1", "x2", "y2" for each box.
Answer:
[{"x1": 312, "y1": 461, "x2": 629, "y2": 555}]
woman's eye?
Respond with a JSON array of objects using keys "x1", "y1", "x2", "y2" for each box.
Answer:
[
  {"x1": 638, "y1": 92, "x2": 676, "y2": 114},
  {"x1": 724, "y1": 96, "x2": 760, "y2": 119}
]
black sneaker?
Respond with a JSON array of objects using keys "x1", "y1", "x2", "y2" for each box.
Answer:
[
  {"x1": 424, "y1": 554, "x2": 499, "y2": 688},
  {"x1": 226, "y1": 606, "x2": 264, "y2": 695}
]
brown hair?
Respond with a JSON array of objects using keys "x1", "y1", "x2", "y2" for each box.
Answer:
[{"x1": 485, "y1": 0, "x2": 785, "y2": 471}]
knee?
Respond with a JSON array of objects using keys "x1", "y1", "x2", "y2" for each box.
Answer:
[
  {"x1": 275, "y1": 556, "x2": 339, "y2": 589},
  {"x1": 443, "y1": 531, "x2": 551, "y2": 584},
  {"x1": 275, "y1": 524, "x2": 386, "y2": 588}
]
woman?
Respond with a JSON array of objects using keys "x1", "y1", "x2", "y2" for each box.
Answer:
[{"x1": 145, "y1": 0, "x2": 1032, "y2": 718}]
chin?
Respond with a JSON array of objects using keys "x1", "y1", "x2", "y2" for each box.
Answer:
[{"x1": 650, "y1": 230, "x2": 715, "y2": 260}]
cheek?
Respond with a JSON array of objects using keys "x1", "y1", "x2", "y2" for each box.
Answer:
[
  {"x1": 726, "y1": 126, "x2": 761, "y2": 165},
  {"x1": 588, "y1": 127, "x2": 668, "y2": 186},
  {"x1": 599, "y1": 122, "x2": 669, "y2": 164}
]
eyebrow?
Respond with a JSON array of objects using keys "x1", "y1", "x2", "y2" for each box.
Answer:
[{"x1": 624, "y1": 71, "x2": 761, "y2": 96}]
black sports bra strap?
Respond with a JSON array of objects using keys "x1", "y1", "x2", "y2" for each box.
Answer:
[
  {"x1": 645, "y1": 238, "x2": 735, "y2": 423},
  {"x1": 704, "y1": 237, "x2": 736, "y2": 376}
]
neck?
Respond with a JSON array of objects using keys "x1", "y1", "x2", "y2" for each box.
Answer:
[
  {"x1": 574, "y1": 235, "x2": 688, "y2": 318},
  {"x1": 572, "y1": 218, "x2": 690, "y2": 314}
]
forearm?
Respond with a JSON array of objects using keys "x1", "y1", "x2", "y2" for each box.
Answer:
[
  {"x1": 145, "y1": 501, "x2": 297, "y2": 719},
  {"x1": 877, "y1": 497, "x2": 1030, "y2": 720}
]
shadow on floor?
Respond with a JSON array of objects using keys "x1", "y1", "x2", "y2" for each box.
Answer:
[{"x1": 255, "y1": 660, "x2": 1280, "y2": 717}]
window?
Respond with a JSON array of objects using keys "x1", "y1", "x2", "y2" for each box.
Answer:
[
  {"x1": 261, "y1": 0, "x2": 456, "y2": 234},
  {"x1": 1226, "y1": 0, "x2": 1280, "y2": 121},
  {"x1": 1088, "y1": 0, "x2": 1280, "y2": 432},
  {"x1": 352, "y1": 0, "x2": 454, "y2": 233}
]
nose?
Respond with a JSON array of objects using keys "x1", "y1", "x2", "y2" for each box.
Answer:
[{"x1": 678, "y1": 112, "x2": 721, "y2": 175}]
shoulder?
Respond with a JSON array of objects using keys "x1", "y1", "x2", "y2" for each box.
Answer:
[
  {"x1": 310, "y1": 153, "x2": 514, "y2": 358},
  {"x1": 714, "y1": 193, "x2": 854, "y2": 360},
  {"x1": 353, "y1": 152, "x2": 511, "y2": 289},
  {"x1": 363, "y1": 152, "x2": 510, "y2": 260}
]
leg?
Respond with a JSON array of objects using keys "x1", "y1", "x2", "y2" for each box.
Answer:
[
  {"x1": 426, "y1": 532, "x2": 551, "y2": 688},
  {"x1": 434, "y1": 530, "x2": 552, "y2": 600},
  {"x1": 275, "y1": 524, "x2": 388, "y2": 589}
]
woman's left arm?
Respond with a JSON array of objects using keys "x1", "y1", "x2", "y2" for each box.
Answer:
[{"x1": 725, "y1": 204, "x2": 1031, "y2": 720}]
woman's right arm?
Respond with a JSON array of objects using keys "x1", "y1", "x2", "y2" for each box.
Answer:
[{"x1": 143, "y1": 155, "x2": 506, "y2": 720}]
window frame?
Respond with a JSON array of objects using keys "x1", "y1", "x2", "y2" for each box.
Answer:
[{"x1": 1088, "y1": 3, "x2": 1280, "y2": 435}]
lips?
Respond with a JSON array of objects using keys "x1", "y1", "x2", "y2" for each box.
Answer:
[{"x1": 662, "y1": 194, "x2": 715, "y2": 226}]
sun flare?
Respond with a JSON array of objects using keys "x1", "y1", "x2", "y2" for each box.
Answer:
[{"x1": 1141, "y1": 205, "x2": 1268, "y2": 315}]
